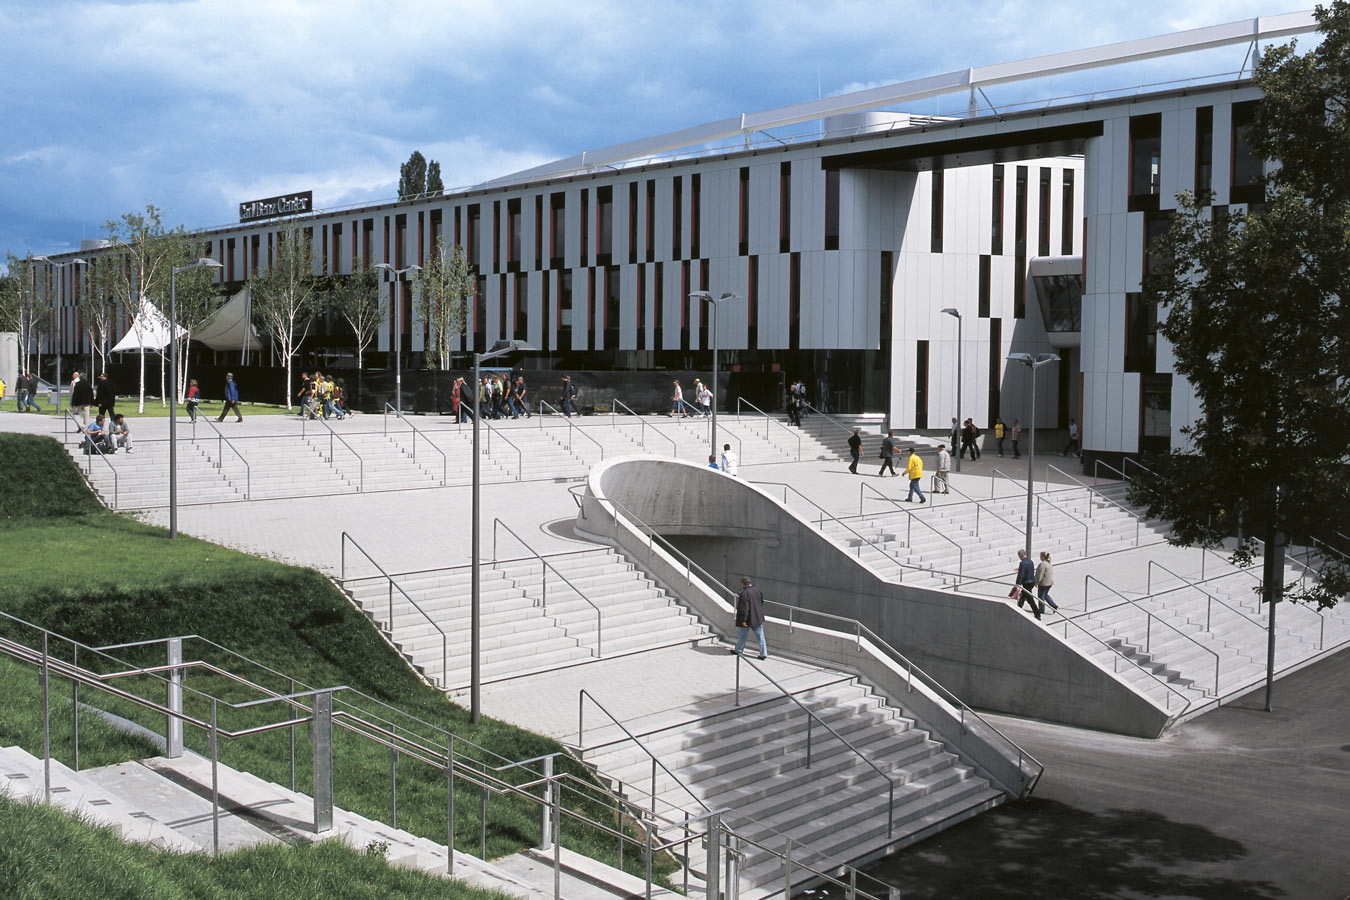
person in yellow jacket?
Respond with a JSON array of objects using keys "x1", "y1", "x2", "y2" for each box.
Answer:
[
  {"x1": 904, "y1": 447, "x2": 926, "y2": 504},
  {"x1": 995, "y1": 416, "x2": 1007, "y2": 457}
]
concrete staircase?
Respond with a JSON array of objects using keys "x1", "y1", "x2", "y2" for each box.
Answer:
[
  {"x1": 0, "y1": 744, "x2": 644, "y2": 900},
  {"x1": 340, "y1": 548, "x2": 712, "y2": 690},
  {"x1": 580, "y1": 670, "x2": 1002, "y2": 897}
]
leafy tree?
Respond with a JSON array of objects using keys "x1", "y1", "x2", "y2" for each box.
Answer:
[
  {"x1": 0, "y1": 254, "x2": 46, "y2": 375},
  {"x1": 399, "y1": 151, "x2": 428, "y2": 200},
  {"x1": 80, "y1": 258, "x2": 120, "y2": 378},
  {"x1": 414, "y1": 237, "x2": 473, "y2": 370},
  {"x1": 426, "y1": 160, "x2": 444, "y2": 197},
  {"x1": 1132, "y1": 3, "x2": 1350, "y2": 630},
  {"x1": 248, "y1": 221, "x2": 320, "y2": 409},
  {"x1": 330, "y1": 253, "x2": 384, "y2": 372}
]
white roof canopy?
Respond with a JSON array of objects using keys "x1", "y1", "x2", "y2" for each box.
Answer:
[
  {"x1": 194, "y1": 286, "x2": 259, "y2": 352},
  {"x1": 110, "y1": 297, "x2": 184, "y2": 353}
]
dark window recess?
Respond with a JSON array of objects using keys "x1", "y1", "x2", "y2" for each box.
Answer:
[
  {"x1": 559, "y1": 270, "x2": 573, "y2": 350},
  {"x1": 978, "y1": 255, "x2": 991, "y2": 318},
  {"x1": 1014, "y1": 166, "x2": 1028, "y2": 257},
  {"x1": 738, "y1": 166, "x2": 750, "y2": 256},
  {"x1": 680, "y1": 261, "x2": 690, "y2": 349},
  {"x1": 880, "y1": 251, "x2": 894, "y2": 340},
  {"x1": 534, "y1": 196, "x2": 543, "y2": 270},
  {"x1": 690, "y1": 174, "x2": 702, "y2": 259},
  {"x1": 1140, "y1": 373, "x2": 1173, "y2": 453},
  {"x1": 645, "y1": 180, "x2": 656, "y2": 263},
  {"x1": 1032, "y1": 271, "x2": 1084, "y2": 332},
  {"x1": 604, "y1": 265, "x2": 620, "y2": 348},
  {"x1": 628, "y1": 182, "x2": 638, "y2": 265},
  {"x1": 1144, "y1": 212, "x2": 1172, "y2": 278},
  {"x1": 672, "y1": 176, "x2": 683, "y2": 259},
  {"x1": 362, "y1": 218, "x2": 374, "y2": 268},
  {"x1": 1038, "y1": 169, "x2": 1051, "y2": 258},
  {"x1": 1061, "y1": 170, "x2": 1075, "y2": 255},
  {"x1": 746, "y1": 255, "x2": 758, "y2": 350},
  {"x1": 541, "y1": 271, "x2": 551, "y2": 349},
  {"x1": 1124, "y1": 291, "x2": 1158, "y2": 373},
  {"x1": 1195, "y1": 106, "x2": 1214, "y2": 196},
  {"x1": 498, "y1": 274, "x2": 507, "y2": 340},
  {"x1": 1129, "y1": 113, "x2": 1162, "y2": 212},
  {"x1": 824, "y1": 168, "x2": 840, "y2": 251},
  {"x1": 467, "y1": 205, "x2": 481, "y2": 270},
  {"x1": 988, "y1": 318, "x2": 1002, "y2": 423},
  {"x1": 789, "y1": 252, "x2": 801, "y2": 349},
  {"x1": 990, "y1": 165, "x2": 1004, "y2": 255},
  {"x1": 636, "y1": 265, "x2": 646, "y2": 350},
  {"x1": 491, "y1": 201, "x2": 501, "y2": 273},
  {"x1": 586, "y1": 268, "x2": 596, "y2": 349},
  {"x1": 549, "y1": 193, "x2": 565, "y2": 268},
  {"x1": 453, "y1": 207, "x2": 461, "y2": 249},
  {"x1": 596, "y1": 186, "x2": 613, "y2": 266},
  {"x1": 516, "y1": 272, "x2": 528, "y2": 339},
  {"x1": 331, "y1": 223, "x2": 343, "y2": 271},
  {"x1": 654, "y1": 262, "x2": 664, "y2": 350},
  {"x1": 1013, "y1": 256, "x2": 1027, "y2": 319},
  {"x1": 915, "y1": 339, "x2": 929, "y2": 429},
  {"x1": 779, "y1": 162, "x2": 791, "y2": 254},
  {"x1": 226, "y1": 238, "x2": 235, "y2": 281},
  {"x1": 580, "y1": 189, "x2": 589, "y2": 265},
  {"x1": 474, "y1": 275, "x2": 486, "y2": 352},
  {"x1": 1231, "y1": 100, "x2": 1264, "y2": 204},
  {"x1": 930, "y1": 169, "x2": 944, "y2": 253},
  {"x1": 507, "y1": 198, "x2": 521, "y2": 273},
  {"x1": 698, "y1": 259, "x2": 710, "y2": 350}
]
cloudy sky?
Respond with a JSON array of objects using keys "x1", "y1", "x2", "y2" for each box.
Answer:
[{"x1": 0, "y1": 0, "x2": 1312, "y2": 267}]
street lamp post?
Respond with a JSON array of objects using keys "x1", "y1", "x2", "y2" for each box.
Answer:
[
  {"x1": 941, "y1": 308, "x2": 962, "y2": 473},
  {"x1": 688, "y1": 290, "x2": 739, "y2": 459},
  {"x1": 471, "y1": 339, "x2": 535, "y2": 723},
  {"x1": 33, "y1": 257, "x2": 88, "y2": 409},
  {"x1": 374, "y1": 263, "x2": 422, "y2": 413},
  {"x1": 1007, "y1": 352, "x2": 1060, "y2": 557},
  {"x1": 169, "y1": 259, "x2": 224, "y2": 540}
]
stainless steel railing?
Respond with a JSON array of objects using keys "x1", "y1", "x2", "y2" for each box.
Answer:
[{"x1": 383, "y1": 402, "x2": 447, "y2": 485}]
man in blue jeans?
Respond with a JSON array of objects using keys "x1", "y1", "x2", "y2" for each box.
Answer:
[
  {"x1": 731, "y1": 576, "x2": 768, "y2": 659},
  {"x1": 1014, "y1": 549, "x2": 1041, "y2": 621}
]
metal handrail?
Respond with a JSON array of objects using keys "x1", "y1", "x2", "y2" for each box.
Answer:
[
  {"x1": 991, "y1": 467, "x2": 1091, "y2": 555},
  {"x1": 739, "y1": 656, "x2": 897, "y2": 836},
  {"x1": 301, "y1": 411, "x2": 364, "y2": 492},
  {"x1": 339, "y1": 532, "x2": 448, "y2": 687},
  {"x1": 1044, "y1": 463, "x2": 1144, "y2": 545},
  {"x1": 1144, "y1": 560, "x2": 1283, "y2": 641},
  {"x1": 536, "y1": 400, "x2": 606, "y2": 461},
  {"x1": 195, "y1": 416, "x2": 252, "y2": 500},
  {"x1": 478, "y1": 416, "x2": 525, "y2": 481},
  {"x1": 799, "y1": 401, "x2": 858, "y2": 441},
  {"x1": 1122, "y1": 457, "x2": 1156, "y2": 481},
  {"x1": 1084, "y1": 575, "x2": 1222, "y2": 696},
  {"x1": 577, "y1": 689, "x2": 710, "y2": 818},
  {"x1": 673, "y1": 397, "x2": 702, "y2": 418},
  {"x1": 1045, "y1": 606, "x2": 1195, "y2": 714},
  {"x1": 581, "y1": 489, "x2": 1044, "y2": 799},
  {"x1": 932, "y1": 479, "x2": 1027, "y2": 543},
  {"x1": 1093, "y1": 458, "x2": 1131, "y2": 485},
  {"x1": 65, "y1": 409, "x2": 119, "y2": 509},
  {"x1": 383, "y1": 402, "x2": 448, "y2": 486},
  {"x1": 493, "y1": 518, "x2": 603, "y2": 656},
  {"x1": 857, "y1": 481, "x2": 964, "y2": 581},
  {"x1": 611, "y1": 398, "x2": 677, "y2": 455},
  {"x1": 751, "y1": 480, "x2": 914, "y2": 578},
  {"x1": 736, "y1": 397, "x2": 802, "y2": 460}
]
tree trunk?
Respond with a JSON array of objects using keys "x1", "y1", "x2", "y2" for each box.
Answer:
[
  {"x1": 1262, "y1": 530, "x2": 1286, "y2": 711},
  {"x1": 137, "y1": 345, "x2": 146, "y2": 413}
]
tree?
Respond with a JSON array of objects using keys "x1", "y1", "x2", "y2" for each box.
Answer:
[
  {"x1": 414, "y1": 237, "x2": 473, "y2": 370},
  {"x1": 330, "y1": 253, "x2": 384, "y2": 372},
  {"x1": 248, "y1": 221, "x2": 320, "y2": 409},
  {"x1": 80, "y1": 257, "x2": 120, "y2": 377},
  {"x1": 398, "y1": 150, "x2": 444, "y2": 200},
  {"x1": 0, "y1": 254, "x2": 46, "y2": 375},
  {"x1": 426, "y1": 160, "x2": 444, "y2": 197},
  {"x1": 1131, "y1": 3, "x2": 1350, "y2": 700}
]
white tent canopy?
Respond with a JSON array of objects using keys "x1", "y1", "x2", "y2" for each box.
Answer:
[
  {"x1": 110, "y1": 296, "x2": 184, "y2": 352},
  {"x1": 194, "y1": 286, "x2": 259, "y2": 352}
]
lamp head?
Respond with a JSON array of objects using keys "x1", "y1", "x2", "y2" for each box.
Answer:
[{"x1": 941, "y1": 307, "x2": 961, "y2": 320}]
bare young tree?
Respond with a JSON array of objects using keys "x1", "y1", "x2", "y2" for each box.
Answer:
[
  {"x1": 330, "y1": 253, "x2": 384, "y2": 371},
  {"x1": 414, "y1": 237, "x2": 472, "y2": 370},
  {"x1": 248, "y1": 221, "x2": 319, "y2": 409},
  {"x1": 80, "y1": 257, "x2": 121, "y2": 377},
  {"x1": 0, "y1": 254, "x2": 46, "y2": 374}
]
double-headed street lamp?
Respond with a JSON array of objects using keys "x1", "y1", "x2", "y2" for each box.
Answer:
[
  {"x1": 168, "y1": 258, "x2": 224, "y2": 540},
  {"x1": 471, "y1": 339, "x2": 535, "y2": 724},
  {"x1": 374, "y1": 263, "x2": 422, "y2": 413},
  {"x1": 688, "y1": 290, "x2": 739, "y2": 459},
  {"x1": 32, "y1": 256, "x2": 88, "y2": 407},
  {"x1": 1007, "y1": 352, "x2": 1060, "y2": 557},
  {"x1": 940, "y1": 307, "x2": 962, "y2": 473}
]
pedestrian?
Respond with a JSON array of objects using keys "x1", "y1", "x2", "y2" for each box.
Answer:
[
  {"x1": 561, "y1": 375, "x2": 578, "y2": 417},
  {"x1": 1063, "y1": 418, "x2": 1080, "y2": 457},
  {"x1": 670, "y1": 380, "x2": 685, "y2": 417},
  {"x1": 95, "y1": 371, "x2": 117, "y2": 419},
  {"x1": 84, "y1": 414, "x2": 112, "y2": 454},
  {"x1": 1036, "y1": 551, "x2": 1059, "y2": 614},
  {"x1": 185, "y1": 379, "x2": 201, "y2": 423},
  {"x1": 708, "y1": 454, "x2": 720, "y2": 469},
  {"x1": 847, "y1": 427, "x2": 863, "y2": 475},
  {"x1": 296, "y1": 372, "x2": 313, "y2": 418},
  {"x1": 316, "y1": 372, "x2": 334, "y2": 419},
  {"x1": 1011, "y1": 418, "x2": 1023, "y2": 459},
  {"x1": 110, "y1": 413, "x2": 134, "y2": 453},
  {"x1": 904, "y1": 447, "x2": 927, "y2": 503},
  {"x1": 950, "y1": 417, "x2": 961, "y2": 454},
  {"x1": 878, "y1": 430, "x2": 898, "y2": 477},
  {"x1": 698, "y1": 381, "x2": 713, "y2": 417},
  {"x1": 15, "y1": 372, "x2": 29, "y2": 412},
  {"x1": 331, "y1": 378, "x2": 348, "y2": 419},
  {"x1": 720, "y1": 443, "x2": 739, "y2": 477},
  {"x1": 217, "y1": 372, "x2": 243, "y2": 422},
  {"x1": 961, "y1": 418, "x2": 982, "y2": 461},
  {"x1": 70, "y1": 371, "x2": 94, "y2": 429},
  {"x1": 730, "y1": 576, "x2": 768, "y2": 659},
  {"x1": 1014, "y1": 549, "x2": 1041, "y2": 620},
  {"x1": 935, "y1": 443, "x2": 951, "y2": 494},
  {"x1": 21, "y1": 373, "x2": 42, "y2": 412},
  {"x1": 994, "y1": 417, "x2": 1006, "y2": 457},
  {"x1": 513, "y1": 376, "x2": 531, "y2": 418}
]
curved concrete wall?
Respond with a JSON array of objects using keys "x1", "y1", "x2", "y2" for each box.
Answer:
[{"x1": 577, "y1": 456, "x2": 1169, "y2": 738}]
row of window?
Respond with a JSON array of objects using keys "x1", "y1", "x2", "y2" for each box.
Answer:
[{"x1": 1128, "y1": 101, "x2": 1262, "y2": 210}]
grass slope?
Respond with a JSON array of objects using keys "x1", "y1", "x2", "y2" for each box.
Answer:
[{"x1": 0, "y1": 433, "x2": 667, "y2": 882}]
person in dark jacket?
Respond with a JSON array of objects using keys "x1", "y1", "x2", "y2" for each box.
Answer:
[
  {"x1": 1014, "y1": 549, "x2": 1041, "y2": 621},
  {"x1": 731, "y1": 576, "x2": 768, "y2": 659},
  {"x1": 95, "y1": 372, "x2": 117, "y2": 418},
  {"x1": 70, "y1": 372, "x2": 95, "y2": 428},
  {"x1": 848, "y1": 427, "x2": 863, "y2": 475},
  {"x1": 216, "y1": 372, "x2": 243, "y2": 422},
  {"x1": 877, "y1": 430, "x2": 898, "y2": 477}
]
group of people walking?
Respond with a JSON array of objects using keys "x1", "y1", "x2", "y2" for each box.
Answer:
[
  {"x1": 296, "y1": 372, "x2": 348, "y2": 421},
  {"x1": 449, "y1": 373, "x2": 532, "y2": 423},
  {"x1": 11, "y1": 372, "x2": 44, "y2": 412},
  {"x1": 1013, "y1": 549, "x2": 1058, "y2": 621}
]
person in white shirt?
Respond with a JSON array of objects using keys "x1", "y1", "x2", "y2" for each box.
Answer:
[
  {"x1": 935, "y1": 444, "x2": 951, "y2": 494},
  {"x1": 719, "y1": 443, "x2": 739, "y2": 477}
]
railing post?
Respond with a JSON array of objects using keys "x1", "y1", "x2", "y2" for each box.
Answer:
[
  {"x1": 389, "y1": 731, "x2": 398, "y2": 829},
  {"x1": 645, "y1": 823, "x2": 654, "y2": 900},
  {"x1": 70, "y1": 646, "x2": 79, "y2": 772},
  {"x1": 705, "y1": 814, "x2": 723, "y2": 900},
  {"x1": 539, "y1": 754, "x2": 554, "y2": 850},
  {"x1": 41, "y1": 632, "x2": 50, "y2": 803},
  {"x1": 446, "y1": 734, "x2": 456, "y2": 875},
  {"x1": 312, "y1": 690, "x2": 333, "y2": 834},
  {"x1": 166, "y1": 637, "x2": 184, "y2": 758},
  {"x1": 552, "y1": 771, "x2": 563, "y2": 900},
  {"x1": 783, "y1": 836, "x2": 792, "y2": 900},
  {"x1": 210, "y1": 698, "x2": 220, "y2": 856},
  {"x1": 289, "y1": 678, "x2": 297, "y2": 791},
  {"x1": 806, "y1": 712, "x2": 813, "y2": 768}
]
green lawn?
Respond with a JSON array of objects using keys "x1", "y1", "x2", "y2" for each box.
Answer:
[
  {"x1": 0, "y1": 433, "x2": 670, "y2": 884},
  {"x1": 0, "y1": 399, "x2": 297, "y2": 419}
]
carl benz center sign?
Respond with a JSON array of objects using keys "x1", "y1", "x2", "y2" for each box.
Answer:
[{"x1": 238, "y1": 191, "x2": 313, "y2": 223}]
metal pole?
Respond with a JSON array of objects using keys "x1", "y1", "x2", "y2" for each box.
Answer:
[
  {"x1": 1026, "y1": 364, "x2": 1035, "y2": 558},
  {"x1": 169, "y1": 269, "x2": 179, "y2": 540},
  {"x1": 954, "y1": 314, "x2": 963, "y2": 473},
  {"x1": 711, "y1": 298, "x2": 719, "y2": 459},
  {"x1": 394, "y1": 275, "x2": 402, "y2": 414},
  {"x1": 166, "y1": 637, "x2": 183, "y2": 757},
  {"x1": 472, "y1": 352, "x2": 482, "y2": 723},
  {"x1": 41, "y1": 633, "x2": 50, "y2": 803},
  {"x1": 447, "y1": 734, "x2": 456, "y2": 875}
]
